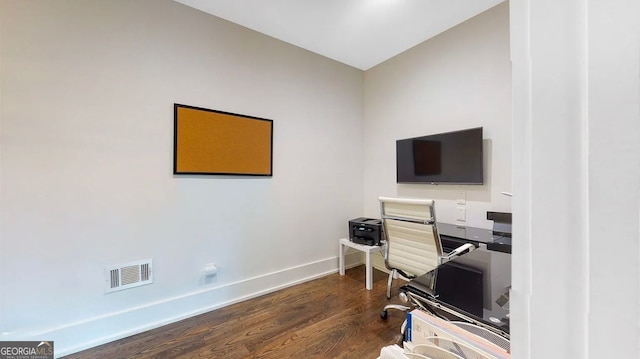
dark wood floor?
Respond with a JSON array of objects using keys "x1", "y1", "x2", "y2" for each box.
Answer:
[{"x1": 63, "y1": 266, "x2": 405, "y2": 359}]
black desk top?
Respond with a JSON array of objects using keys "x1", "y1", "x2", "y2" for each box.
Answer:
[
  {"x1": 437, "y1": 222, "x2": 512, "y2": 253},
  {"x1": 402, "y1": 248, "x2": 511, "y2": 336}
]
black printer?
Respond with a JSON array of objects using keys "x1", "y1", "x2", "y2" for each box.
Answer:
[{"x1": 348, "y1": 217, "x2": 384, "y2": 246}]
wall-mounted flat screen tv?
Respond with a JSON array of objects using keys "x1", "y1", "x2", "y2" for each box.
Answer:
[{"x1": 396, "y1": 127, "x2": 483, "y2": 184}]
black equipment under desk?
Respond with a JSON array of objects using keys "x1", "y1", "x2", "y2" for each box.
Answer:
[{"x1": 400, "y1": 248, "x2": 511, "y2": 339}]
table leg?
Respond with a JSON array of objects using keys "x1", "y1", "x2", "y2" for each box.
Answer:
[
  {"x1": 365, "y1": 250, "x2": 373, "y2": 290},
  {"x1": 339, "y1": 242, "x2": 345, "y2": 276}
]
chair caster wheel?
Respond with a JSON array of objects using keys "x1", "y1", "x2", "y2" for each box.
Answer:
[{"x1": 380, "y1": 310, "x2": 388, "y2": 320}]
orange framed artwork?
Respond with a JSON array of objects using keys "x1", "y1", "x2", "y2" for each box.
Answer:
[{"x1": 173, "y1": 104, "x2": 273, "y2": 176}]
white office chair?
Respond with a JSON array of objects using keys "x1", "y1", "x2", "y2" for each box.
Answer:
[
  {"x1": 379, "y1": 197, "x2": 475, "y2": 320},
  {"x1": 449, "y1": 322, "x2": 510, "y2": 353},
  {"x1": 420, "y1": 337, "x2": 495, "y2": 359},
  {"x1": 405, "y1": 343, "x2": 466, "y2": 359},
  {"x1": 403, "y1": 353, "x2": 435, "y2": 359}
]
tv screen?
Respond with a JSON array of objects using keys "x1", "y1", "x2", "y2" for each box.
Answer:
[{"x1": 396, "y1": 127, "x2": 483, "y2": 184}]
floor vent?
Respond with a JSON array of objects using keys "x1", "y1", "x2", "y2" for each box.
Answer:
[{"x1": 105, "y1": 259, "x2": 153, "y2": 293}]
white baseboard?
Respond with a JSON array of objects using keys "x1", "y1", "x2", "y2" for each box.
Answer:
[{"x1": 19, "y1": 255, "x2": 360, "y2": 358}]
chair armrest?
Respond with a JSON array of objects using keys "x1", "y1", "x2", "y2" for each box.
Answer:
[{"x1": 444, "y1": 242, "x2": 475, "y2": 260}]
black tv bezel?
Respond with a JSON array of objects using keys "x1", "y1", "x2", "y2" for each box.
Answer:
[{"x1": 396, "y1": 127, "x2": 484, "y2": 185}]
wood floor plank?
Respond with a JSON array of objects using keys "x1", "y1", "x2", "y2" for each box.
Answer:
[{"x1": 62, "y1": 265, "x2": 406, "y2": 359}]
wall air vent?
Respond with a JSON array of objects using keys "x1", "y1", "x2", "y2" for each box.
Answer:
[{"x1": 105, "y1": 259, "x2": 153, "y2": 293}]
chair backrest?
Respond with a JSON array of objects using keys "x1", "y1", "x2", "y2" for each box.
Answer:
[
  {"x1": 404, "y1": 353, "x2": 433, "y2": 359},
  {"x1": 421, "y1": 337, "x2": 496, "y2": 359},
  {"x1": 379, "y1": 196, "x2": 443, "y2": 278},
  {"x1": 406, "y1": 343, "x2": 466, "y2": 359},
  {"x1": 449, "y1": 322, "x2": 510, "y2": 353}
]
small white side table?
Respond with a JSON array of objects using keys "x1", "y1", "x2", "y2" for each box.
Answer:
[{"x1": 338, "y1": 238, "x2": 385, "y2": 290}]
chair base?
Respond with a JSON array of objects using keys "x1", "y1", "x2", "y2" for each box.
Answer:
[
  {"x1": 386, "y1": 268, "x2": 415, "y2": 299},
  {"x1": 380, "y1": 304, "x2": 411, "y2": 320},
  {"x1": 386, "y1": 269, "x2": 395, "y2": 299}
]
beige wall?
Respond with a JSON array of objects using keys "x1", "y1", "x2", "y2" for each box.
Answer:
[
  {"x1": 362, "y1": 3, "x2": 511, "y2": 271},
  {"x1": 0, "y1": 0, "x2": 364, "y2": 355},
  {"x1": 362, "y1": 3, "x2": 512, "y2": 229},
  {"x1": 1, "y1": 1, "x2": 521, "y2": 356}
]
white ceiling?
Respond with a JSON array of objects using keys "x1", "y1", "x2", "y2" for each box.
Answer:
[{"x1": 174, "y1": 0, "x2": 505, "y2": 70}]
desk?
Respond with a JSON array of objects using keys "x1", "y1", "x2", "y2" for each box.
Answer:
[
  {"x1": 400, "y1": 248, "x2": 511, "y2": 339},
  {"x1": 438, "y1": 222, "x2": 512, "y2": 254},
  {"x1": 338, "y1": 238, "x2": 385, "y2": 290}
]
